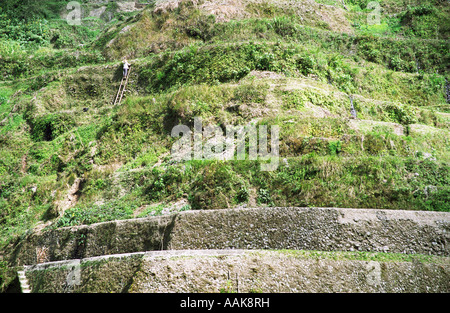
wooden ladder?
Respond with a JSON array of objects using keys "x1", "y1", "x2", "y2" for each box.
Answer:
[{"x1": 113, "y1": 67, "x2": 131, "y2": 106}]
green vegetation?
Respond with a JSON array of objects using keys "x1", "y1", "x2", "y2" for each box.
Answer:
[
  {"x1": 276, "y1": 249, "x2": 448, "y2": 264},
  {"x1": 51, "y1": 203, "x2": 134, "y2": 228},
  {"x1": 0, "y1": 0, "x2": 449, "y2": 291}
]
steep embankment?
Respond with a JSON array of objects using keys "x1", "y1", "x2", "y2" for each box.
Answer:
[{"x1": 0, "y1": 0, "x2": 449, "y2": 292}]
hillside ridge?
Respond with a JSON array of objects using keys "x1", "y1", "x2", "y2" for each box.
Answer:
[{"x1": 0, "y1": 0, "x2": 449, "y2": 293}]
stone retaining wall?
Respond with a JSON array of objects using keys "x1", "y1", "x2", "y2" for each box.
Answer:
[
  {"x1": 25, "y1": 250, "x2": 450, "y2": 293},
  {"x1": 9, "y1": 207, "x2": 450, "y2": 266}
]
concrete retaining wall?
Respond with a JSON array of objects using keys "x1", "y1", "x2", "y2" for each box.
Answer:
[
  {"x1": 9, "y1": 207, "x2": 450, "y2": 266},
  {"x1": 24, "y1": 250, "x2": 450, "y2": 293}
]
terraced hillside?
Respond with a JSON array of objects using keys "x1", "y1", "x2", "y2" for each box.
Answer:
[{"x1": 0, "y1": 0, "x2": 449, "y2": 293}]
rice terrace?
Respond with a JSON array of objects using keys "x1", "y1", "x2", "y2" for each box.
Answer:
[{"x1": 0, "y1": 0, "x2": 449, "y2": 301}]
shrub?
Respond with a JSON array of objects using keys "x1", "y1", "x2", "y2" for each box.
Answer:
[
  {"x1": 29, "y1": 113, "x2": 76, "y2": 142},
  {"x1": 328, "y1": 140, "x2": 342, "y2": 156},
  {"x1": 53, "y1": 204, "x2": 134, "y2": 228},
  {"x1": 384, "y1": 103, "x2": 417, "y2": 124},
  {"x1": 235, "y1": 184, "x2": 249, "y2": 203},
  {"x1": 183, "y1": 13, "x2": 216, "y2": 41},
  {"x1": 257, "y1": 188, "x2": 273, "y2": 205}
]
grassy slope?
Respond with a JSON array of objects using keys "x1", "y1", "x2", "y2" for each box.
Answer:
[{"x1": 0, "y1": 0, "x2": 449, "y2": 289}]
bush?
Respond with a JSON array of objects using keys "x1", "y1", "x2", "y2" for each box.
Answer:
[
  {"x1": 270, "y1": 16, "x2": 298, "y2": 37},
  {"x1": 257, "y1": 188, "x2": 273, "y2": 205},
  {"x1": 183, "y1": 13, "x2": 216, "y2": 41},
  {"x1": 328, "y1": 140, "x2": 342, "y2": 156},
  {"x1": 53, "y1": 204, "x2": 134, "y2": 228},
  {"x1": 29, "y1": 113, "x2": 76, "y2": 142},
  {"x1": 235, "y1": 184, "x2": 249, "y2": 203},
  {"x1": 346, "y1": 0, "x2": 372, "y2": 10},
  {"x1": 384, "y1": 103, "x2": 417, "y2": 124}
]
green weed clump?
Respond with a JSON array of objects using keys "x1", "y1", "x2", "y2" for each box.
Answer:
[
  {"x1": 27, "y1": 113, "x2": 76, "y2": 142},
  {"x1": 52, "y1": 203, "x2": 135, "y2": 228}
]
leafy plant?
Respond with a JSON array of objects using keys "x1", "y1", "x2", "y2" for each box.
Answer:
[
  {"x1": 257, "y1": 188, "x2": 273, "y2": 205},
  {"x1": 328, "y1": 140, "x2": 342, "y2": 156},
  {"x1": 53, "y1": 203, "x2": 134, "y2": 228},
  {"x1": 235, "y1": 184, "x2": 249, "y2": 203}
]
